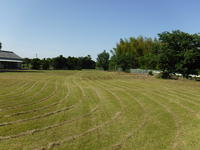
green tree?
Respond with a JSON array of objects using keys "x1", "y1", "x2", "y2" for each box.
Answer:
[
  {"x1": 22, "y1": 58, "x2": 31, "y2": 69},
  {"x1": 79, "y1": 55, "x2": 96, "y2": 69},
  {"x1": 109, "y1": 37, "x2": 158, "y2": 71},
  {"x1": 31, "y1": 58, "x2": 41, "y2": 70},
  {"x1": 139, "y1": 54, "x2": 158, "y2": 69},
  {"x1": 96, "y1": 50, "x2": 110, "y2": 70},
  {"x1": 41, "y1": 58, "x2": 50, "y2": 70},
  {"x1": 158, "y1": 30, "x2": 200, "y2": 78},
  {"x1": 52, "y1": 55, "x2": 67, "y2": 69},
  {"x1": 179, "y1": 49, "x2": 200, "y2": 78}
]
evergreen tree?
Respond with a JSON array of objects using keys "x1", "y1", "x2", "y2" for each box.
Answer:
[{"x1": 96, "y1": 50, "x2": 110, "y2": 70}]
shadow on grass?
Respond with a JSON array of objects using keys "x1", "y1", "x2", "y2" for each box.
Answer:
[{"x1": 0, "y1": 70, "x2": 44, "y2": 73}]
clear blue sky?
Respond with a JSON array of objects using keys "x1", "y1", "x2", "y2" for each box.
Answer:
[{"x1": 0, "y1": 0, "x2": 200, "y2": 59}]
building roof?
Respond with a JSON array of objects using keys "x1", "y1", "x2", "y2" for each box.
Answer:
[{"x1": 0, "y1": 50, "x2": 23, "y2": 62}]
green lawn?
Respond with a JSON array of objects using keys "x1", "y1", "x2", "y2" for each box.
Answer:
[{"x1": 0, "y1": 70, "x2": 200, "y2": 150}]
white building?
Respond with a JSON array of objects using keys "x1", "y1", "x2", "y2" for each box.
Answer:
[{"x1": 0, "y1": 50, "x2": 23, "y2": 69}]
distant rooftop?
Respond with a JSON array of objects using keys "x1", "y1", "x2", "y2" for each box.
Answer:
[{"x1": 0, "y1": 50, "x2": 23, "y2": 61}]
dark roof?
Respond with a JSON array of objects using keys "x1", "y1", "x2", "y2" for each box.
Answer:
[{"x1": 0, "y1": 50, "x2": 22, "y2": 61}]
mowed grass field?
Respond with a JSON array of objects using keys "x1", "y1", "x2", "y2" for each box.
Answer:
[{"x1": 0, "y1": 70, "x2": 200, "y2": 150}]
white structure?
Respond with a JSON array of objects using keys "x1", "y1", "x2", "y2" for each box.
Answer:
[{"x1": 0, "y1": 50, "x2": 23, "y2": 69}]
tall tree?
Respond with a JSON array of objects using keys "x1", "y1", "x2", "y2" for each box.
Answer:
[
  {"x1": 41, "y1": 58, "x2": 50, "y2": 70},
  {"x1": 31, "y1": 58, "x2": 41, "y2": 70},
  {"x1": 96, "y1": 50, "x2": 110, "y2": 70},
  {"x1": 158, "y1": 30, "x2": 200, "y2": 78},
  {"x1": 52, "y1": 55, "x2": 67, "y2": 69},
  {"x1": 79, "y1": 55, "x2": 96, "y2": 69},
  {"x1": 22, "y1": 58, "x2": 31, "y2": 69},
  {"x1": 109, "y1": 37, "x2": 159, "y2": 71}
]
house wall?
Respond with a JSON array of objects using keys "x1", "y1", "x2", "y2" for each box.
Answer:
[
  {"x1": 0, "y1": 62, "x2": 4, "y2": 69},
  {"x1": 0, "y1": 61, "x2": 21, "y2": 69}
]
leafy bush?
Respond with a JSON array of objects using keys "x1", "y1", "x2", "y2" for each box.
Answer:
[
  {"x1": 148, "y1": 71, "x2": 153, "y2": 76},
  {"x1": 156, "y1": 72, "x2": 171, "y2": 79},
  {"x1": 194, "y1": 77, "x2": 200, "y2": 81}
]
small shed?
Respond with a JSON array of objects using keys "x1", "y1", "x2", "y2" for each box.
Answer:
[{"x1": 0, "y1": 50, "x2": 23, "y2": 69}]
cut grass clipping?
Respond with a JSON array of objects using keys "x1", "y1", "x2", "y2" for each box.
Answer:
[{"x1": 0, "y1": 70, "x2": 200, "y2": 150}]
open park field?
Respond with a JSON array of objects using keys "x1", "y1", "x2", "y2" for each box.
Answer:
[{"x1": 0, "y1": 70, "x2": 200, "y2": 150}]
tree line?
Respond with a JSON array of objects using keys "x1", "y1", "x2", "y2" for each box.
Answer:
[
  {"x1": 22, "y1": 30, "x2": 200, "y2": 78},
  {"x1": 97, "y1": 30, "x2": 200, "y2": 78},
  {"x1": 22, "y1": 55, "x2": 95, "y2": 70}
]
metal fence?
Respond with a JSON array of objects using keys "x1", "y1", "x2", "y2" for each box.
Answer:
[{"x1": 129, "y1": 69, "x2": 161, "y2": 74}]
